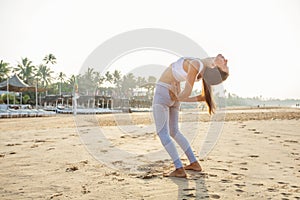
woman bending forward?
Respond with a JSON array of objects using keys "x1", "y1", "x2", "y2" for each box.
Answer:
[{"x1": 152, "y1": 54, "x2": 229, "y2": 178}]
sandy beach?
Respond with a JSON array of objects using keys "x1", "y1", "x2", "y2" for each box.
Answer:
[{"x1": 1, "y1": 107, "x2": 300, "y2": 199}]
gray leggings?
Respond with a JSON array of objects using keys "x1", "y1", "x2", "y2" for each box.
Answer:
[{"x1": 152, "y1": 82, "x2": 197, "y2": 169}]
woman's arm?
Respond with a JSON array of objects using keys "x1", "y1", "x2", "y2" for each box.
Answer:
[
  {"x1": 176, "y1": 60, "x2": 199, "y2": 101},
  {"x1": 169, "y1": 89, "x2": 205, "y2": 102},
  {"x1": 180, "y1": 94, "x2": 205, "y2": 102}
]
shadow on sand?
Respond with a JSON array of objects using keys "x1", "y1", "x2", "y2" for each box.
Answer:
[{"x1": 170, "y1": 171, "x2": 211, "y2": 199}]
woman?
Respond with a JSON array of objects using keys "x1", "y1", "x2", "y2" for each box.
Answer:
[{"x1": 152, "y1": 54, "x2": 229, "y2": 178}]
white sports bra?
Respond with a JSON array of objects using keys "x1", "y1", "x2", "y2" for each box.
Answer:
[{"x1": 171, "y1": 57, "x2": 204, "y2": 82}]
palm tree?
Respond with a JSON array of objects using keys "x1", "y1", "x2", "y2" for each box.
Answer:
[
  {"x1": 147, "y1": 76, "x2": 157, "y2": 84},
  {"x1": 36, "y1": 64, "x2": 54, "y2": 88},
  {"x1": 66, "y1": 74, "x2": 80, "y2": 94},
  {"x1": 0, "y1": 60, "x2": 11, "y2": 105},
  {"x1": 36, "y1": 64, "x2": 54, "y2": 96},
  {"x1": 136, "y1": 76, "x2": 147, "y2": 87},
  {"x1": 105, "y1": 71, "x2": 113, "y2": 83},
  {"x1": 0, "y1": 60, "x2": 11, "y2": 82},
  {"x1": 121, "y1": 73, "x2": 136, "y2": 97},
  {"x1": 112, "y1": 70, "x2": 121, "y2": 85},
  {"x1": 57, "y1": 72, "x2": 66, "y2": 95},
  {"x1": 85, "y1": 67, "x2": 95, "y2": 81},
  {"x1": 112, "y1": 70, "x2": 122, "y2": 97},
  {"x1": 43, "y1": 54, "x2": 57, "y2": 65},
  {"x1": 67, "y1": 75, "x2": 76, "y2": 91},
  {"x1": 14, "y1": 57, "x2": 36, "y2": 84},
  {"x1": 79, "y1": 67, "x2": 97, "y2": 95},
  {"x1": 94, "y1": 71, "x2": 105, "y2": 95}
]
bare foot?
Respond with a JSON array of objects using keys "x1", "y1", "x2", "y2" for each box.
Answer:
[
  {"x1": 163, "y1": 167, "x2": 187, "y2": 178},
  {"x1": 184, "y1": 161, "x2": 202, "y2": 171}
]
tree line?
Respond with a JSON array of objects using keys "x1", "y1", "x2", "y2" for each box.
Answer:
[
  {"x1": 3, "y1": 54, "x2": 297, "y2": 107},
  {"x1": 0, "y1": 54, "x2": 157, "y2": 104}
]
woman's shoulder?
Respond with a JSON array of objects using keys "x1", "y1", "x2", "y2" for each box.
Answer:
[{"x1": 184, "y1": 57, "x2": 201, "y2": 66}]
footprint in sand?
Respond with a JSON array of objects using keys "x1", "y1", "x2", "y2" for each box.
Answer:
[
  {"x1": 50, "y1": 193, "x2": 63, "y2": 199},
  {"x1": 209, "y1": 173, "x2": 218, "y2": 177},
  {"x1": 235, "y1": 176, "x2": 244, "y2": 180},
  {"x1": 252, "y1": 183, "x2": 264, "y2": 186},
  {"x1": 30, "y1": 144, "x2": 39, "y2": 148},
  {"x1": 284, "y1": 140, "x2": 298, "y2": 143},
  {"x1": 234, "y1": 183, "x2": 246, "y2": 188},
  {"x1": 81, "y1": 185, "x2": 90, "y2": 194},
  {"x1": 235, "y1": 189, "x2": 244, "y2": 193},
  {"x1": 6, "y1": 143, "x2": 20, "y2": 146},
  {"x1": 277, "y1": 181, "x2": 288, "y2": 185},
  {"x1": 239, "y1": 125, "x2": 246, "y2": 129},
  {"x1": 249, "y1": 155, "x2": 259, "y2": 158},
  {"x1": 267, "y1": 187, "x2": 278, "y2": 192},
  {"x1": 220, "y1": 179, "x2": 232, "y2": 183},
  {"x1": 210, "y1": 194, "x2": 221, "y2": 199},
  {"x1": 111, "y1": 160, "x2": 123, "y2": 165},
  {"x1": 80, "y1": 160, "x2": 88, "y2": 164},
  {"x1": 210, "y1": 167, "x2": 229, "y2": 172},
  {"x1": 231, "y1": 172, "x2": 245, "y2": 180},
  {"x1": 247, "y1": 128, "x2": 263, "y2": 135},
  {"x1": 65, "y1": 166, "x2": 78, "y2": 172},
  {"x1": 240, "y1": 167, "x2": 248, "y2": 171},
  {"x1": 34, "y1": 139, "x2": 46, "y2": 143},
  {"x1": 183, "y1": 188, "x2": 195, "y2": 191},
  {"x1": 231, "y1": 172, "x2": 241, "y2": 176},
  {"x1": 184, "y1": 193, "x2": 196, "y2": 197}
]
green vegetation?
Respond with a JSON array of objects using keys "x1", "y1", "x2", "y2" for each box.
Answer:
[
  {"x1": 0, "y1": 54, "x2": 157, "y2": 105},
  {"x1": 0, "y1": 60, "x2": 11, "y2": 82}
]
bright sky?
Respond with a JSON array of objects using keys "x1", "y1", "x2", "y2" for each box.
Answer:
[{"x1": 0, "y1": 0, "x2": 299, "y2": 99}]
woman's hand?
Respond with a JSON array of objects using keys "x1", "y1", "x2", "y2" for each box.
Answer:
[
  {"x1": 169, "y1": 81, "x2": 180, "y2": 101},
  {"x1": 169, "y1": 90, "x2": 178, "y2": 101},
  {"x1": 214, "y1": 54, "x2": 229, "y2": 74}
]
